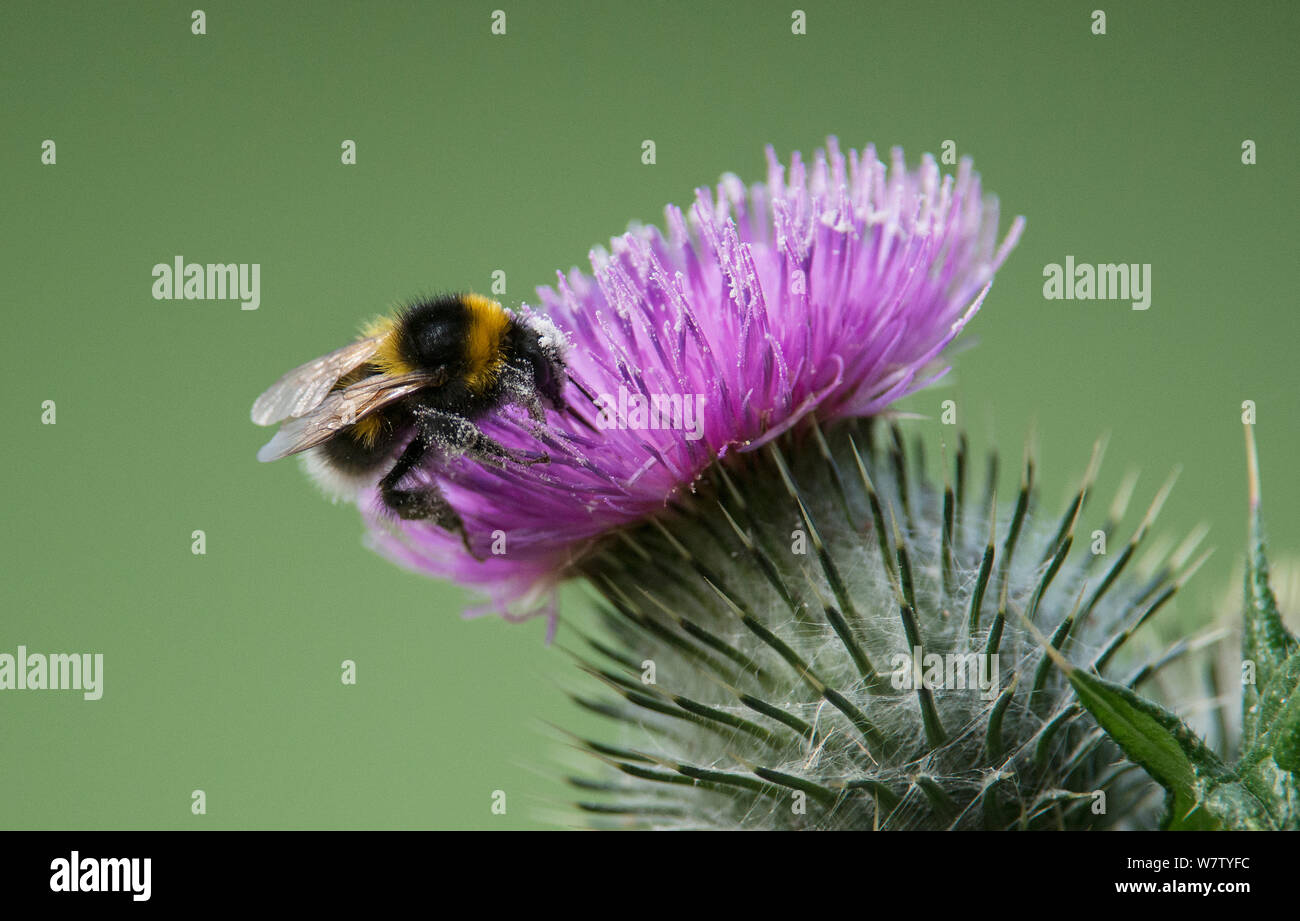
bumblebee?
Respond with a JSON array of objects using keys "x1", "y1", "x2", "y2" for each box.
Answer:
[{"x1": 251, "y1": 293, "x2": 567, "y2": 544}]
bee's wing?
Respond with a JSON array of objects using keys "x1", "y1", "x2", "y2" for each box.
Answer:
[
  {"x1": 250, "y1": 335, "x2": 387, "y2": 426},
  {"x1": 255, "y1": 371, "x2": 437, "y2": 462}
]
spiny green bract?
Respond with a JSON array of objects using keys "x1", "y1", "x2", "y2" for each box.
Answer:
[{"x1": 562, "y1": 419, "x2": 1206, "y2": 830}]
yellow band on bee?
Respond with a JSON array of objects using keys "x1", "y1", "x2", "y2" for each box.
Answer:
[
  {"x1": 364, "y1": 313, "x2": 415, "y2": 378},
  {"x1": 361, "y1": 294, "x2": 509, "y2": 394},
  {"x1": 461, "y1": 294, "x2": 510, "y2": 394}
]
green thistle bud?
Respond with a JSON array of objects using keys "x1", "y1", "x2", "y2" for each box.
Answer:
[{"x1": 562, "y1": 420, "x2": 1203, "y2": 830}]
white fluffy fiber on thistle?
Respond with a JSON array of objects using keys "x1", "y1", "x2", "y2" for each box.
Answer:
[{"x1": 564, "y1": 420, "x2": 1205, "y2": 830}]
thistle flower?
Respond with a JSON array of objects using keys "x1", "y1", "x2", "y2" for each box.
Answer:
[
  {"x1": 334, "y1": 140, "x2": 1226, "y2": 830},
  {"x1": 366, "y1": 140, "x2": 1024, "y2": 621}
]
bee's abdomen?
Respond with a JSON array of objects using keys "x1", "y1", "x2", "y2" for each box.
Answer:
[{"x1": 320, "y1": 419, "x2": 400, "y2": 473}]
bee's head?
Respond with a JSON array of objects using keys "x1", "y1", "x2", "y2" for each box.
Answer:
[{"x1": 510, "y1": 312, "x2": 569, "y2": 409}]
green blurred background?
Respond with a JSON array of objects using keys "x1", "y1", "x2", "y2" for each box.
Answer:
[{"x1": 1, "y1": 1, "x2": 1296, "y2": 829}]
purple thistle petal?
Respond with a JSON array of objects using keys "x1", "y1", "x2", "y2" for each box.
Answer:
[{"x1": 363, "y1": 140, "x2": 1024, "y2": 620}]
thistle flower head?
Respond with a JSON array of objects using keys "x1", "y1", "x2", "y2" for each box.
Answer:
[
  {"x1": 366, "y1": 141, "x2": 1024, "y2": 618},
  {"x1": 336, "y1": 140, "x2": 1215, "y2": 830}
]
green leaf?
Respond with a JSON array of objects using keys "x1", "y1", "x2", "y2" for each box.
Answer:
[
  {"x1": 1271, "y1": 701, "x2": 1300, "y2": 773},
  {"x1": 1059, "y1": 665, "x2": 1253, "y2": 828},
  {"x1": 1238, "y1": 655, "x2": 1300, "y2": 778},
  {"x1": 1195, "y1": 779, "x2": 1279, "y2": 831},
  {"x1": 1241, "y1": 425, "x2": 1299, "y2": 747},
  {"x1": 1233, "y1": 426, "x2": 1300, "y2": 824}
]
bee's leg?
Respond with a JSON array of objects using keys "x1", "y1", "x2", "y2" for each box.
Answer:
[
  {"x1": 499, "y1": 365, "x2": 560, "y2": 449},
  {"x1": 377, "y1": 431, "x2": 474, "y2": 553},
  {"x1": 523, "y1": 393, "x2": 545, "y2": 424},
  {"x1": 413, "y1": 406, "x2": 547, "y2": 467}
]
